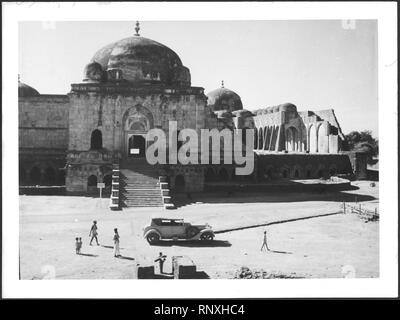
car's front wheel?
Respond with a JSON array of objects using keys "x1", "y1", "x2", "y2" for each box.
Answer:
[
  {"x1": 200, "y1": 232, "x2": 214, "y2": 241},
  {"x1": 146, "y1": 232, "x2": 160, "y2": 245}
]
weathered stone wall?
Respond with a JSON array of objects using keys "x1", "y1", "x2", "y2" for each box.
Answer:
[
  {"x1": 68, "y1": 86, "x2": 208, "y2": 153},
  {"x1": 252, "y1": 106, "x2": 343, "y2": 154},
  {"x1": 256, "y1": 153, "x2": 353, "y2": 180},
  {"x1": 19, "y1": 95, "x2": 69, "y2": 185},
  {"x1": 168, "y1": 164, "x2": 204, "y2": 193},
  {"x1": 19, "y1": 95, "x2": 69, "y2": 149},
  {"x1": 66, "y1": 84, "x2": 208, "y2": 193}
]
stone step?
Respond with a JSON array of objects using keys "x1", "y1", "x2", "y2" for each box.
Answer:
[
  {"x1": 123, "y1": 185, "x2": 159, "y2": 189},
  {"x1": 124, "y1": 192, "x2": 161, "y2": 196},
  {"x1": 123, "y1": 200, "x2": 164, "y2": 206}
]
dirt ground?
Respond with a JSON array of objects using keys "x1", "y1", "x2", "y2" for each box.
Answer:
[{"x1": 19, "y1": 181, "x2": 379, "y2": 279}]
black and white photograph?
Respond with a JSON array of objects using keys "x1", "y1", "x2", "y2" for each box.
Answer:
[{"x1": 2, "y1": 2, "x2": 398, "y2": 299}]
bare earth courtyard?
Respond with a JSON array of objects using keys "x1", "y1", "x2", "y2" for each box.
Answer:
[{"x1": 19, "y1": 181, "x2": 379, "y2": 279}]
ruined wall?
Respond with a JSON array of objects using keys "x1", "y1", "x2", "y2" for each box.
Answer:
[
  {"x1": 19, "y1": 95, "x2": 70, "y2": 185},
  {"x1": 256, "y1": 153, "x2": 353, "y2": 180},
  {"x1": 68, "y1": 86, "x2": 207, "y2": 153},
  {"x1": 252, "y1": 106, "x2": 342, "y2": 154},
  {"x1": 66, "y1": 84, "x2": 208, "y2": 193},
  {"x1": 19, "y1": 95, "x2": 69, "y2": 149}
]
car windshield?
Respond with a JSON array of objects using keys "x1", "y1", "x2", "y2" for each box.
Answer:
[
  {"x1": 152, "y1": 218, "x2": 184, "y2": 226},
  {"x1": 159, "y1": 219, "x2": 183, "y2": 226}
]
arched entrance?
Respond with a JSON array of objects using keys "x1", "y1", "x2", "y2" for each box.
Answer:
[
  {"x1": 123, "y1": 105, "x2": 154, "y2": 159},
  {"x1": 90, "y1": 129, "x2": 102, "y2": 150},
  {"x1": 286, "y1": 127, "x2": 298, "y2": 152},
  {"x1": 128, "y1": 135, "x2": 146, "y2": 158}
]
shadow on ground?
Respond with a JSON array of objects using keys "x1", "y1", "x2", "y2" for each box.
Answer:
[
  {"x1": 78, "y1": 253, "x2": 98, "y2": 257},
  {"x1": 269, "y1": 250, "x2": 292, "y2": 255},
  {"x1": 151, "y1": 240, "x2": 232, "y2": 248},
  {"x1": 173, "y1": 187, "x2": 376, "y2": 209},
  {"x1": 118, "y1": 255, "x2": 135, "y2": 261},
  {"x1": 144, "y1": 271, "x2": 210, "y2": 279}
]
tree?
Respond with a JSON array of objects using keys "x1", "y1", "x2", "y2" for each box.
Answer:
[{"x1": 343, "y1": 130, "x2": 379, "y2": 163}]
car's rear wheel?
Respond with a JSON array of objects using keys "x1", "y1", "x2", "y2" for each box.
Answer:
[
  {"x1": 146, "y1": 232, "x2": 160, "y2": 245},
  {"x1": 200, "y1": 232, "x2": 214, "y2": 241}
]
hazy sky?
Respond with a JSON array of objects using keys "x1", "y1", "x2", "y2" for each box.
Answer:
[{"x1": 19, "y1": 20, "x2": 378, "y2": 137}]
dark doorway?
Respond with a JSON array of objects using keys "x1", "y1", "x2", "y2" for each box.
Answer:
[
  {"x1": 175, "y1": 175, "x2": 185, "y2": 192},
  {"x1": 219, "y1": 168, "x2": 229, "y2": 181},
  {"x1": 44, "y1": 167, "x2": 56, "y2": 185},
  {"x1": 87, "y1": 175, "x2": 97, "y2": 187},
  {"x1": 128, "y1": 135, "x2": 146, "y2": 157},
  {"x1": 205, "y1": 168, "x2": 216, "y2": 182},
  {"x1": 103, "y1": 175, "x2": 112, "y2": 187},
  {"x1": 58, "y1": 170, "x2": 66, "y2": 185},
  {"x1": 30, "y1": 167, "x2": 41, "y2": 184},
  {"x1": 90, "y1": 129, "x2": 103, "y2": 150},
  {"x1": 294, "y1": 169, "x2": 299, "y2": 178}
]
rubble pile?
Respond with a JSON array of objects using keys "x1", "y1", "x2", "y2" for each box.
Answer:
[{"x1": 234, "y1": 266, "x2": 304, "y2": 279}]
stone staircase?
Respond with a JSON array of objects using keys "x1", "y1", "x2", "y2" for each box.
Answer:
[{"x1": 118, "y1": 159, "x2": 174, "y2": 209}]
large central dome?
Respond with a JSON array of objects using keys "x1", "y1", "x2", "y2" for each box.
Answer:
[{"x1": 89, "y1": 34, "x2": 191, "y2": 87}]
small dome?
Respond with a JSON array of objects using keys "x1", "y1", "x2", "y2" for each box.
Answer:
[
  {"x1": 18, "y1": 81, "x2": 40, "y2": 97},
  {"x1": 279, "y1": 103, "x2": 297, "y2": 112},
  {"x1": 83, "y1": 61, "x2": 104, "y2": 82},
  {"x1": 232, "y1": 109, "x2": 255, "y2": 118},
  {"x1": 214, "y1": 110, "x2": 234, "y2": 119},
  {"x1": 207, "y1": 86, "x2": 243, "y2": 112}
]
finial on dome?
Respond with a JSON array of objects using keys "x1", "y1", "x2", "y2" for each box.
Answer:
[
  {"x1": 134, "y1": 21, "x2": 140, "y2": 36},
  {"x1": 221, "y1": 80, "x2": 224, "y2": 88}
]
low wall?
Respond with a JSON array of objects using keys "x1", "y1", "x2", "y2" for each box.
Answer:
[
  {"x1": 256, "y1": 152, "x2": 353, "y2": 180},
  {"x1": 205, "y1": 177, "x2": 352, "y2": 193}
]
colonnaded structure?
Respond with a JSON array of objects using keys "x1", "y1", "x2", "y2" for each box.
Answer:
[{"x1": 19, "y1": 22, "x2": 367, "y2": 209}]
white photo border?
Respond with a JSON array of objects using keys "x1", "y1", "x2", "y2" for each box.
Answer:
[{"x1": 2, "y1": 1, "x2": 398, "y2": 298}]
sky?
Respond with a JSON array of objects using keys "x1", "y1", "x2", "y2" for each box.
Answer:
[{"x1": 19, "y1": 20, "x2": 378, "y2": 137}]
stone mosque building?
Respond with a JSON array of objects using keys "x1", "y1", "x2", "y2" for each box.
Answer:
[{"x1": 19, "y1": 22, "x2": 365, "y2": 209}]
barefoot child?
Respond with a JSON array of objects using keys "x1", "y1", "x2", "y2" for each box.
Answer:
[
  {"x1": 78, "y1": 237, "x2": 83, "y2": 254},
  {"x1": 75, "y1": 237, "x2": 80, "y2": 254}
]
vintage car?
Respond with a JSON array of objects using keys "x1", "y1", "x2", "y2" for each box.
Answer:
[{"x1": 143, "y1": 218, "x2": 215, "y2": 244}]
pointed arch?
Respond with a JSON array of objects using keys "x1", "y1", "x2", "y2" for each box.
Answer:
[{"x1": 90, "y1": 129, "x2": 103, "y2": 150}]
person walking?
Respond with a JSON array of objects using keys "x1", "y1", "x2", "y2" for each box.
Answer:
[
  {"x1": 113, "y1": 228, "x2": 121, "y2": 257},
  {"x1": 75, "y1": 237, "x2": 80, "y2": 254},
  {"x1": 89, "y1": 220, "x2": 99, "y2": 246},
  {"x1": 154, "y1": 252, "x2": 167, "y2": 274},
  {"x1": 260, "y1": 230, "x2": 270, "y2": 252}
]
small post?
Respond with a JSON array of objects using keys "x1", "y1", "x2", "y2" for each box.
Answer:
[
  {"x1": 359, "y1": 203, "x2": 362, "y2": 213},
  {"x1": 343, "y1": 201, "x2": 346, "y2": 214},
  {"x1": 97, "y1": 182, "x2": 105, "y2": 198}
]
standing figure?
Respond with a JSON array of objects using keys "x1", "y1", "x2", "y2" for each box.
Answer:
[
  {"x1": 113, "y1": 228, "x2": 121, "y2": 257},
  {"x1": 260, "y1": 230, "x2": 270, "y2": 252},
  {"x1": 77, "y1": 237, "x2": 83, "y2": 254},
  {"x1": 154, "y1": 252, "x2": 167, "y2": 274},
  {"x1": 75, "y1": 237, "x2": 80, "y2": 254},
  {"x1": 89, "y1": 220, "x2": 99, "y2": 246}
]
